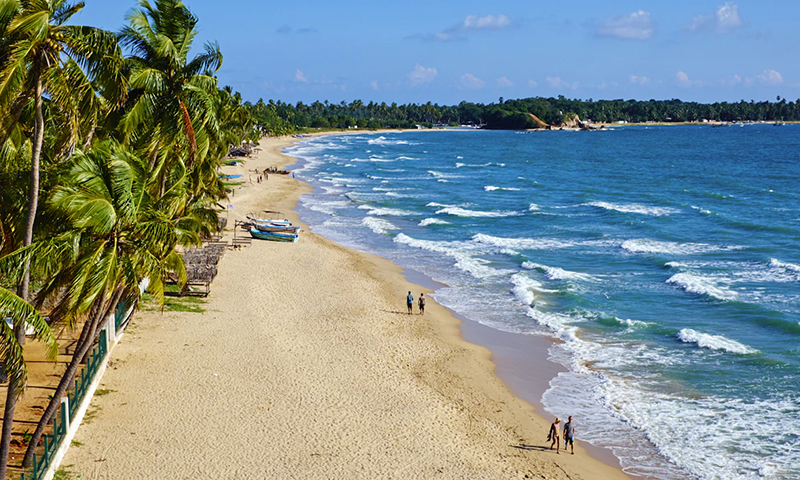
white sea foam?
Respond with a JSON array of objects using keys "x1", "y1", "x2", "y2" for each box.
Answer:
[
  {"x1": 666, "y1": 272, "x2": 738, "y2": 301},
  {"x1": 528, "y1": 203, "x2": 540, "y2": 211},
  {"x1": 427, "y1": 170, "x2": 463, "y2": 180},
  {"x1": 436, "y1": 207, "x2": 519, "y2": 218},
  {"x1": 664, "y1": 261, "x2": 688, "y2": 268},
  {"x1": 510, "y1": 273, "x2": 542, "y2": 305},
  {"x1": 484, "y1": 185, "x2": 521, "y2": 191},
  {"x1": 357, "y1": 205, "x2": 415, "y2": 216},
  {"x1": 690, "y1": 205, "x2": 713, "y2": 215},
  {"x1": 473, "y1": 234, "x2": 575, "y2": 250},
  {"x1": 396, "y1": 155, "x2": 417, "y2": 161},
  {"x1": 622, "y1": 239, "x2": 740, "y2": 255},
  {"x1": 770, "y1": 258, "x2": 800, "y2": 274},
  {"x1": 587, "y1": 201, "x2": 680, "y2": 216},
  {"x1": 303, "y1": 200, "x2": 349, "y2": 215},
  {"x1": 455, "y1": 162, "x2": 504, "y2": 168},
  {"x1": 677, "y1": 328, "x2": 758, "y2": 354},
  {"x1": 426, "y1": 202, "x2": 455, "y2": 208},
  {"x1": 361, "y1": 217, "x2": 398, "y2": 235},
  {"x1": 393, "y1": 233, "x2": 512, "y2": 279},
  {"x1": 367, "y1": 135, "x2": 410, "y2": 146},
  {"x1": 419, "y1": 218, "x2": 450, "y2": 227},
  {"x1": 521, "y1": 262, "x2": 596, "y2": 282},
  {"x1": 525, "y1": 308, "x2": 578, "y2": 339}
]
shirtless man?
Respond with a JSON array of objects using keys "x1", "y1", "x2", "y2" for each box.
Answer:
[{"x1": 418, "y1": 293, "x2": 426, "y2": 315}]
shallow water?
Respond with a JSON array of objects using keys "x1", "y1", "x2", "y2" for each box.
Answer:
[{"x1": 286, "y1": 126, "x2": 800, "y2": 480}]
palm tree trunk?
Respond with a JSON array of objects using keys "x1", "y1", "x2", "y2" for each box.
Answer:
[
  {"x1": 0, "y1": 73, "x2": 44, "y2": 479},
  {"x1": 179, "y1": 100, "x2": 197, "y2": 168},
  {"x1": 21, "y1": 287, "x2": 122, "y2": 469}
]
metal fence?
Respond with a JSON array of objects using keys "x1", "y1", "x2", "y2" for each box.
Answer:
[{"x1": 21, "y1": 330, "x2": 108, "y2": 480}]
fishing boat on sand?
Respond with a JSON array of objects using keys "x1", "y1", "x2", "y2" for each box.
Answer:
[
  {"x1": 249, "y1": 227, "x2": 299, "y2": 242},
  {"x1": 252, "y1": 223, "x2": 301, "y2": 234},
  {"x1": 246, "y1": 215, "x2": 291, "y2": 225}
]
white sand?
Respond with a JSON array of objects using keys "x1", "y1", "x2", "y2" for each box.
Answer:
[{"x1": 61, "y1": 136, "x2": 630, "y2": 479}]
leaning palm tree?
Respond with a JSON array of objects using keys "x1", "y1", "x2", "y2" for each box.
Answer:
[
  {"x1": 19, "y1": 140, "x2": 193, "y2": 468},
  {"x1": 0, "y1": 1, "x2": 124, "y2": 475}
]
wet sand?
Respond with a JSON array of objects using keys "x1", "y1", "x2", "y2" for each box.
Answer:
[{"x1": 61, "y1": 135, "x2": 631, "y2": 479}]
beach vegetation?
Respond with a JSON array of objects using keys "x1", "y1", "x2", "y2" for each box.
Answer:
[
  {"x1": 0, "y1": 0, "x2": 256, "y2": 475},
  {"x1": 247, "y1": 96, "x2": 800, "y2": 132}
]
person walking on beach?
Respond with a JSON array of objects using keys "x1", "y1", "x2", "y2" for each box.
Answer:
[
  {"x1": 563, "y1": 416, "x2": 575, "y2": 454},
  {"x1": 406, "y1": 291, "x2": 413, "y2": 314},
  {"x1": 548, "y1": 418, "x2": 561, "y2": 454},
  {"x1": 418, "y1": 293, "x2": 426, "y2": 315}
]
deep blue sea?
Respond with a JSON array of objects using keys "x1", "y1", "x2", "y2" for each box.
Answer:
[{"x1": 285, "y1": 126, "x2": 800, "y2": 480}]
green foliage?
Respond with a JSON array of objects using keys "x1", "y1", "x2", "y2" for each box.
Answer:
[{"x1": 244, "y1": 96, "x2": 800, "y2": 132}]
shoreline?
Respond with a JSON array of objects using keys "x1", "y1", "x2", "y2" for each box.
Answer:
[
  {"x1": 61, "y1": 134, "x2": 631, "y2": 479},
  {"x1": 283, "y1": 132, "x2": 634, "y2": 474}
]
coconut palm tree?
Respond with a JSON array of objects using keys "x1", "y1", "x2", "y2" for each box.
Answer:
[
  {"x1": 19, "y1": 140, "x2": 193, "y2": 467},
  {"x1": 0, "y1": 1, "x2": 124, "y2": 474},
  {"x1": 116, "y1": 0, "x2": 222, "y2": 175}
]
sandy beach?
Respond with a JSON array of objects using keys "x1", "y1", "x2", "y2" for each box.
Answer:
[{"x1": 60, "y1": 135, "x2": 631, "y2": 480}]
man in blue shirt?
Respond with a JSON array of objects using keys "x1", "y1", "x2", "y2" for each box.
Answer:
[{"x1": 406, "y1": 291, "x2": 413, "y2": 314}]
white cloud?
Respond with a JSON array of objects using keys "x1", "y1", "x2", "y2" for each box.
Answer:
[
  {"x1": 408, "y1": 13, "x2": 512, "y2": 42},
  {"x1": 528, "y1": 79, "x2": 538, "y2": 88},
  {"x1": 721, "y1": 74, "x2": 742, "y2": 86},
  {"x1": 677, "y1": 71, "x2": 693, "y2": 87},
  {"x1": 688, "y1": 2, "x2": 742, "y2": 33},
  {"x1": 460, "y1": 73, "x2": 485, "y2": 90},
  {"x1": 408, "y1": 64, "x2": 437, "y2": 86},
  {"x1": 370, "y1": 80, "x2": 379, "y2": 90},
  {"x1": 546, "y1": 76, "x2": 578, "y2": 90},
  {"x1": 462, "y1": 14, "x2": 512, "y2": 30},
  {"x1": 497, "y1": 76, "x2": 513, "y2": 88},
  {"x1": 597, "y1": 81, "x2": 607, "y2": 90},
  {"x1": 294, "y1": 69, "x2": 309, "y2": 83},
  {"x1": 757, "y1": 69, "x2": 783, "y2": 86},
  {"x1": 630, "y1": 75, "x2": 650, "y2": 85},
  {"x1": 596, "y1": 11, "x2": 654, "y2": 39}
]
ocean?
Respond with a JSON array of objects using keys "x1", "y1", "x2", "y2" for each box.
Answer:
[{"x1": 285, "y1": 126, "x2": 800, "y2": 480}]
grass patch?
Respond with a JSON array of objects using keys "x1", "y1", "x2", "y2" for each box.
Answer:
[
  {"x1": 95, "y1": 388, "x2": 115, "y2": 396},
  {"x1": 71, "y1": 440, "x2": 83, "y2": 447},
  {"x1": 82, "y1": 406, "x2": 101, "y2": 425},
  {"x1": 53, "y1": 466, "x2": 76, "y2": 480},
  {"x1": 141, "y1": 292, "x2": 206, "y2": 313}
]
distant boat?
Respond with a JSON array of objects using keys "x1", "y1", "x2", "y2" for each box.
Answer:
[
  {"x1": 249, "y1": 228, "x2": 298, "y2": 242},
  {"x1": 774, "y1": 121, "x2": 786, "y2": 126}
]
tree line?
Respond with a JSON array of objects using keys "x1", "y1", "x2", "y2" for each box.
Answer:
[
  {"x1": 250, "y1": 95, "x2": 800, "y2": 134},
  {"x1": 0, "y1": 0, "x2": 256, "y2": 477}
]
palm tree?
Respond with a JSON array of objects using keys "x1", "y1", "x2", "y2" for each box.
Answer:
[
  {"x1": 20, "y1": 140, "x2": 193, "y2": 467},
  {"x1": 116, "y1": 0, "x2": 222, "y2": 175},
  {"x1": 0, "y1": 1, "x2": 123, "y2": 475}
]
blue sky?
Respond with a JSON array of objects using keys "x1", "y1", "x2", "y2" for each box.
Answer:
[{"x1": 74, "y1": 1, "x2": 800, "y2": 105}]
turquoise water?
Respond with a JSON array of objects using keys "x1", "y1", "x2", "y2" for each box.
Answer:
[{"x1": 286, "y1": 126, "x2": 800, "y2": 480}]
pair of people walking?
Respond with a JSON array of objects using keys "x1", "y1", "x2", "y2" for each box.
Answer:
[
  {"x1": 406, "y1": 291, "x2": 425, "y2": 315},
  {"x1": 547, "y1": 416, "x2": 575, "y2": 454}
]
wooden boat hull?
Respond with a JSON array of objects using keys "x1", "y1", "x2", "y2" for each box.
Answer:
[
  {"x1": 253, "y1": 224, "x2": 301, "y2": 233},
  {"x1": 247, "y1": 216, "x2": 291, "y2": 225},
  {"x1": 249, "y1": 228, "x2": 298, "y2": 242}
]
